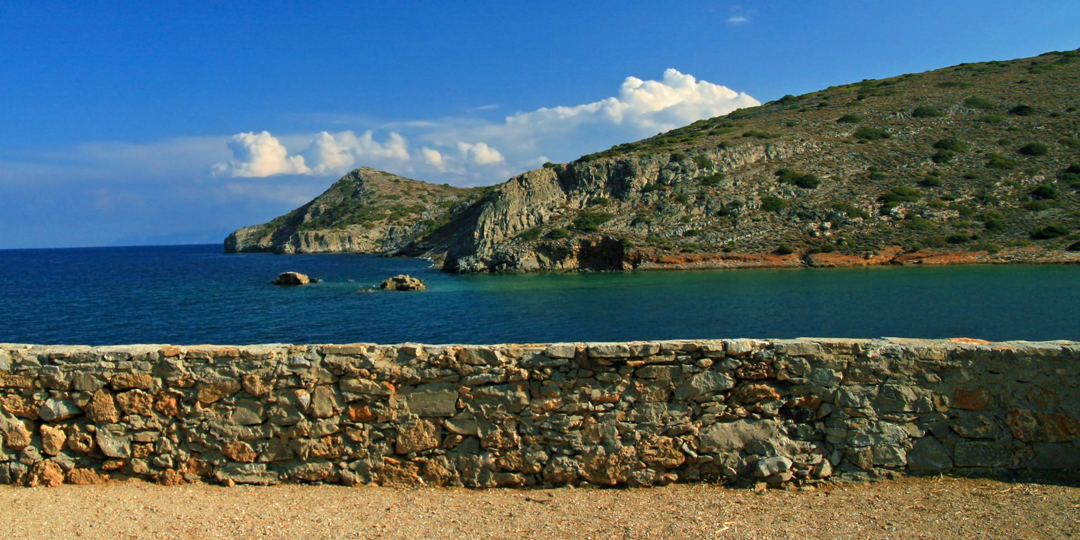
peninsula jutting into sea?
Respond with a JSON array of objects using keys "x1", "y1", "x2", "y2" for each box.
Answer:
[{"x1": 226, "y1": 49, "x2": 1080, "y2": 274}]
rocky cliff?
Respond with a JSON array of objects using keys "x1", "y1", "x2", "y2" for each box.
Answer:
[
  {"x1": 224, "y1": 168, "x2": 481, "y2": 254},
  {"x1": 227, "y1": 49, "x2": 1080, "y2": 272}
]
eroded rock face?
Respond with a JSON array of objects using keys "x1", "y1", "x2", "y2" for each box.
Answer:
[
  {"x1": 0, "y1": 338, "x2": 1076, "y2": 488},
  {"x1": 379, "y1": 275, "x2": 425, "y2": 291},
  {"x1": 274, "y1": 272, "x2": 311, "y2": 286}
]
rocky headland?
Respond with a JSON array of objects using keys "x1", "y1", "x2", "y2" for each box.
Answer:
[{"x1": 226, "y1": 49, "x2": 1080, "y2": 273}]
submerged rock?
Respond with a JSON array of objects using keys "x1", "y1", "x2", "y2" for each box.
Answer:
[
  {"x1": 380, "y1": 274, "x2": 426, "y2": 291},
  {"x1": 274, "y1": 272, "x2": 311, "y2": 286}
]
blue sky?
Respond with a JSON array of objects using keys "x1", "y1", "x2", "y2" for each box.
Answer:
[{"x1": 1, "y1": 1, "x2": 1078, "y2": 248}]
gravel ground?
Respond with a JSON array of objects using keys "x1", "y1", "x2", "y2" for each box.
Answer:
[{"x1": 1, "y1": 476, "x2": 1078, "y2": 539}]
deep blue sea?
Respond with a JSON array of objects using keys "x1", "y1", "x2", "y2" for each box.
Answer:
[{"x1": 0, "y1": 244, "x2": 1077, "y2": 345}]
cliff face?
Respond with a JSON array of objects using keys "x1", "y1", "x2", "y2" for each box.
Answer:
[{"x1": 226, "y1": 49, "x2": 1080, "y2": 272}]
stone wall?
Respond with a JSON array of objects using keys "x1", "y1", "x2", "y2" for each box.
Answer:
[{"x1": 0, "y1": 338, "x2": 1077, "y2": 488}]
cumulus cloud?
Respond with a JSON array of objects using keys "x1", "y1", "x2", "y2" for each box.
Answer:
[
  {"x1": 727, "y1": 15, "x2": 749, "y2": 24},
  {"x1": 211, "y1": 69, "x2": 758, "y2": 187},
  {"x1": 457, "y1": 141, "x2": 504, "y2": 165},
  {"x1": 212, "y1": 131, "x2": 310, "y2": 177},
  {"x1": 503, "y1": 68, "x2": 757, "y2": 135}
]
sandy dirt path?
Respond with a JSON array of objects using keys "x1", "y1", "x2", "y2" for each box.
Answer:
[{"x1": 1, "y1": 476, "x2": 1078, "y2": 539}]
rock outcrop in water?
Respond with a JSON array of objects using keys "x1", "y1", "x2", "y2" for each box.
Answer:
[
  {"x1": 273, "y1": 272, "x2": 311, "y2": 286},
  {"x1": 379, "y1": 274, "x2": 425, "y2": 291},
  {"x1": 226, "y1": 49, "x2": 1080, "y2": 273}
]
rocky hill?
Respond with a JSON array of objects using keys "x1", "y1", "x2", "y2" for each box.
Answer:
[
  {"x1": 224, "y1": 168, "x2": 482, "y2": 254},
  {"x1": 227, "y1": 49, "x2": 1080, "y2": 272}
]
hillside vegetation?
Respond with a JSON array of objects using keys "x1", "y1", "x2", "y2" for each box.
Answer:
[{"x1": 227, "y1": 49, "x2": 1080, "y2": 272}]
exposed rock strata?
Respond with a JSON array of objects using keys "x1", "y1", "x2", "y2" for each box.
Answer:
[{"x1": 0, "y1": 338, "x2": 1077, "y2": 488}]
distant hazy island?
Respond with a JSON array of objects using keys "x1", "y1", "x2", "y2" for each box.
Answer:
[{"x1": 226, "y1": 49, "x2": 1080, "y2": 273}]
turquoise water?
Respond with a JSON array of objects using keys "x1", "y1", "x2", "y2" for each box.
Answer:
[{"x1": 0, "y1": 244, "x2": 1077, "y2": 345}]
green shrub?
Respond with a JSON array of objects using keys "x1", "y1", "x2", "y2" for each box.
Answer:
[
  {"x1": 811, "y1": 242, "x2": 838, "y2": 253},
  {"x1": 934, "y1": 138, "x2": 970, "y2": 152},
  {"x1": 950, "y1": 203, "x2": 975, "y2": 217},
  {"x1": 760, "y1": 196, "x2": 788, "y2": 212},
  {"x1": 692, "y1": 155, "x2": 714, "y2": 170},
  {"x1": 640, "y1": 183, "x2": 665, "y2": 193},
  {"x1": 542, "y1": 162, "x2": 557, "y2": 169},
  {"x1": 920, "y1": 176, "x2": 944, "y2": 187},
  {"x1": 1030, "y1": 185, "x2": 1059, "y2": 199},
  {"x1": 880, "y1": 186, "x2": 922, "y2": 204},
  {"x1": 1009, "y1": 105, "x2": 1036, "y2": 116},
  {"x1": 1026, "y1": 200, "x2": 1052, "y2": 211},
  {"x1": 964, "y1": 97, "x2": 997, "y2": 109},
  {"x1": 931, "y1": 150, "x2": 955, "y2": 164},
  {"x1": 946, "y1": 234, "x2": 971, "y2": 244},
  {"x1": 629, "y1": 215, "x2": 651, "y2": 226},
  {"x1": 986, "y1": 153, "x2": 1019, "y2": 170},
  {"x1": 984, "y1": 219, "x2": 1006, "y2": 232},
  {"x1": 775, "y1": 244, "x2": 795, "y2": 255},
  {"x1": 670, "y1": 152, "x2": 687, "y2": 162},
  {"x1": 904, "y1": 217, "x2": 936, "y2": 231},
  {"x1": 588, "y1": 197, "x2": 610, "y2": 206},
  {"x1": 547, "y1": 227, "x2": 569, "y2": 239},
  {"x1": 832, "y1": 202, "x2": 870, "y2": 220},
  {"x1": 925, "y1": 235, "x2": 948, "y2": 248},
  {"x1": 775, "y1": 168, "x2": 821, "y2": 189},
  {"x1": 571, "y1": 211, "x2": 614, "y2": 232},
  {"x1": 683, "y1": 229, "x2": 702, "y2": 237},
  {"x1": 982, "y1": 115, "x2": 1006, "y2": 124},
  {"x1": 836, "y1": 114, "x2": 862, "y2": 124},
  {"x1": 1018, "y1": 142, "x2": 1050, "y2": 156},
  {"x1": 912, "y1": 106, "x2": 944, "y2": 118},
  {"x1": 699, "y1": 173, "x2": 726, "y2": 187},
  {"x1": 928, "y1": 199, "x2": 947, "y2": 208},
  {"x1": 1061, "y1": 138, "x2": 1080, "y2": 149},
  {"x1": 742, "y1": 130, "x2": 778, "y2": 139},
  {"x1": 674, "y1": 193, "x2": 690, "y2": 204},
  {"x1": 1067, "y1": 241, "x2": 1080, "y2": 252},
  {"x1": 517, "y1": 227, "x2": 542, "y2": 241},
  {"x1": 854, "y1": 127, "x2": 891, "y2": 140},
  {"x1": 1031, "y1": 224, "x2": 1070, "y2": 239}
]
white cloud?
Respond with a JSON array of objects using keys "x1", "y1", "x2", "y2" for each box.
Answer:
[
  {"x1": 727, "y1": 15, "x2": 749, "y2": 24},
  {"x1": 421, "y1": 147, "x2": 446, "y2": 171},
  {"x1": 209, "y1": 69, "x2": 758, "y2": 187},
  {"x1": 212, "y1": 131, "x2": 310, "y2": 177},
  {"x1": 457, "y1": 141, "x2": 505, "y2": 165}
]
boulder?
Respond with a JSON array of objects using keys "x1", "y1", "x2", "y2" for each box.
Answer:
[
  {"x1": 380, "y1": 274, "x2": 426, "y2": 291},
  {"x1": 274, "y1": 272, "x2": 311, "y2": 286}
]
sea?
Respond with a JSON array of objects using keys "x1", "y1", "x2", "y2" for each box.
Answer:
[{"x1": 0, "y1": 244, "x2": 1077, "y2": 346}]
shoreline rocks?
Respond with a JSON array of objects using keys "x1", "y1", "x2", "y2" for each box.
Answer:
[
  {"x1": 380, "y1": 274, "x2": 425, "y2": 291},
  {"x1": 274, "y1": 272, "x2": 311, "y2": 286}
]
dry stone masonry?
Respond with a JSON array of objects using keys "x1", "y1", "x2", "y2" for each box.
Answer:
[{"x1": 0, "y1": 338, "x2": 1077, "y2": 488}]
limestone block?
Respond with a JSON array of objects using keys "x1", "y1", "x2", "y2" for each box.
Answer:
[
  {"x1": 1006, "y1": 409, "x2": 1080, "y2": 442},
  {"x1": 230, "y1": 399, "x2": 266, "y2": 426},
  {"x1": 95, "y1": 426, "x2": 131, "y2": 458},
  {"x1": 543, "y1": 343, "x2": 577, "y2": 359},
  {"x1": 674, "y1": 371, "x2": 734, "y2": 401},
  {"x1": 38, "y1": 398, "x2": 81, "y2": 422},
  {"x1": 399, "y1": 383, "x2": 458, "y2": 417},
  {"x1": 395, "y1": 419, "x2": 439, "y2": 454},
  {"x1": 697, "y1": 418, "x2": 780, "y2": 454},
  {"x1": 196, "y1": 377, "x2": 241, "y2": 404}
]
